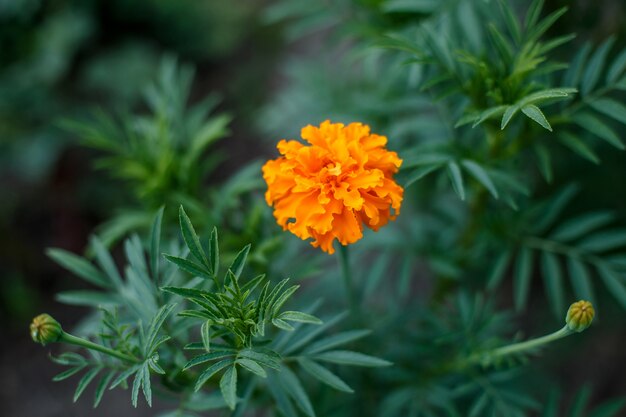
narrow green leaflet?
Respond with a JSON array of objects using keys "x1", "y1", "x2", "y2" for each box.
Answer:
[
  {"x1": 461, "y1": 160, "x2": 499, "y2": 199},
  {"x1": 447, "y1": 162, "x2": 465, "y2": 200},
  {"x1": 574, "y1": 113, "x2": 625, "y2": 149},
  {"x1": 220, "y1": 366, "x2": 238, "y2": 410},
  {"x1": 513, "y1": 248, "x2": 533, "y2": 311},
  {"x1": 313, "y1": 350, "x2": 392, "y2": 367},
  {"x1": 541, "y1": 251, "x2": 565, "y2": 318},
  {"x1": 590, "y1": 98, "x2": 626, "y2": 125},
  {"x1": 298, "y1": 358, "x2": 353, "y2": 393},
  {"x1": 550, "y1": 211, "x2": 615, "y2": 242},
  {"x1": 278, "y1": 366, "x2": 316, "y2": 417},
  {"x1": 47, "y1": 249, "x2": 110, "y2": 288},
  {"x1": 178, "y1": 206, "x2": 210, "y2": 269},
  {"x1": 521, "y1": 104, "x2": 552, "y2": 131},
  {"x1": 73, "y1": 366, "x2": 102, "y2": 402},
  {"x1": 568, "y1": 258, "x2": 595, "y2": 305}
]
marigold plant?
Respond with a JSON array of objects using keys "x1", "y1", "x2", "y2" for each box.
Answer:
[{"x1": 262, "y1": 120, "x2": 403, "y2": 254}]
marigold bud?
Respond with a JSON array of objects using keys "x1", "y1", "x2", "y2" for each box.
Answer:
[
  {"x1": 565, "y1": 300, "x2": 594, "y2": 333},
  {"x1": 30, "y1": 313, "x2": 63, "y2": 345}
]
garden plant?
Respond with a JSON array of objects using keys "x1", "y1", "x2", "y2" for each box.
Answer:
[{"x1": 25, "y1": 0, "x2": 626, "y2": 416}]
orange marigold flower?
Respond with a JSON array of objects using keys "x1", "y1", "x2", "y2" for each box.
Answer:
[{"x1": 262, "y1": 120, "x2": 403, "y2": 254}]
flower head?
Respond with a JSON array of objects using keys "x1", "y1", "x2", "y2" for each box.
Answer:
[
  {"x1": 30, "y1": 313, "x2": 63, "y2": 345},
  {"x1": 565, "y1": 300, "x2": 594, "y2": 332},
  {"x1": 262, "y1": 120, "x2": 403, "y2": 254}
]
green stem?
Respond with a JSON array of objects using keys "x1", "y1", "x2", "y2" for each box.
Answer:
[
  {"x1": 489, "y1": 326, "x2": 571, "y2": 357},
  {"x1": 60, "y1": 332, "x2": 141, "y2": 364},
  {"x1": 465, "y1": 326, "x2": 571, "y2": 367},
  {"x1": 338, "y1": 245, "x2": 357, "y2": 314}
]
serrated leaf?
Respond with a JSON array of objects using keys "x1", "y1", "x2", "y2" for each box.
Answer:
[
  {"x1": 278, "y1": 366, "x2": 315, "y2": 417},
  {"x1": 597, "y1": 264, "x2": 626, "y2": 309},
  {"x1": 141, "y1": 364, "x2": 152, "y2": 407},
  {"x1": 146, "y1": 303, "x2": 176, "y2": 355},
  {"x1": 238, "y1": 349, "x2": 282, "y2": 370},
  {"x1": 514, "y1": 248, "x2": 534, "y2": 311},
  {"x1": 579, "y1": 229, "x2": 626, "y2": 252},
  {"x1": 131, "y1": 367, "x2": 143, "y2": 407},
  {"x1": 178, "y1": 206, "x2": 209, "y2": 268},
  {"x1": 304, "y1": 329, "x2": 372, "y2": 355},
  {"x1": 488, "y1": 23, "x2": 513, "y2": 62},
  {"x1": 461, "y1": 160, "x2": 498, "y2": 198},
  {"x1": 279, "y1": 311, "x2": 323, "y2": 324},
  {"x1": 400, "y1": 165, "x2": 442, "y2": 187},
  {"x1": 541, "y1": 251, "x2": 564, "y2": 317},
  {"x1": 236, "y1": 358, "x2": 267, "y2": 378},
  {"x1": 110, "y1": 365, "x2": 140, "y2": 390},
  {"x1": 271, "y1": 285, "x2": 300, "y2": 317},
  {"x1": 228, "y1": 244, "x2": 251, "y2": 279},
  {"x1": 150, "y1": 207, "x2": 164, "y2": 280},
  {"x1": 558, "y1": 132, "x2": 600, "y2": 163},
  {"x1": 534, "y1": 144, "x2": 553, "y2": 182},
  {"x1": 522, "y1": 104, "x2": 552, "y2": 131},
  {"x1": 50, "y1": 352, "x2": 86, "y2": 366},
  {"x1": 281, "y1": 312, "x2": 348, "y2": 355},
  {"x1": 574, "y1": 113, "x2": 625, "y2": 149},
  {"x1": 590, "y1": 98, "x2": 626, "y2": 125},
  {"x1": 53, "y1": 365, "x2": 86, "y2": 381},
  {"x1": 164, "y1": 255, "x2": 212, "y2": 279},
  {"x1": 471, "y1": 105, "x2": 508, "y2": 128},
  {"x1": 91, "y1": 236, "x2": 124, "y2": 289},
  {"x1": 520, "y1": 88, "x2": 577, "y2": 106},
  {"x1": 272, "y1": 318, "x2": 295, "y2": 331},
  {"x1": 581, "y1": 37, "x2": 615, "y2": 95},
  {"x1": 568, "y1": 258, "x2": 595, "y2": 304},
  {"x1": 210, "y1": 227, "x2": 219, "y2": 277},
  {"x1": 564, "y1": 43, "x2": 592, "y2": 86},
  {"x1": 487, "y1": 250, "x2": 511, "y2": 290},
  {"x1": 607, "y1": 50, "x2": 626, "y2": 83},
  {"x1": 194, "y1": 359, "x2": 235, "y2": 391},
  {"x1": 47, "y1": 249, "x2": 110, "y2": 288},
  {"x1": 298, "y1": 358, "x2": 353, "y2": 393},
  {"x1": 497, "y1": 0, "x2": 521, "y2": 44},
  {"x1": 313, "y1": 350, "x2": 392, "y2": 367},
  {"x1": 551, "y1": 212, "x2": 615, "y2": 242},
  {"x1": 533, "y1": 184, "x2": 579, "y2": 234},
  {"x1": 184, "y1": 351, "x2": 236, "y2": 370},
  {"x1": 201, "y1": 320, "x2": 211, "y2": 352},
  {"x1": 524, "y1": 0, "x2": 544, "y2": 30},
  {"x1": 501, "y1": 105, "x2": 519, "y2": 129},
  {"x1": 447, "y1": 162, "x2": 465, "y2": 200},
  {"x1": 74, "y1": 366, "x2": 102, "y2": 402},
  {"x1": 56, "y1": 290, "x2": 120, "y2": 307},
  {"x1": 220, "y1": 366, "x2": 238, "y2": 410},
  {"x1": 93, "y1": 370, "x2": 116, "y2": 408},
  {"x1": 267, "y1": 373, "x2": 298, "y2": 417},
  {"x1": 527, "y1": 6, "x2": 567, "y2": 43}
]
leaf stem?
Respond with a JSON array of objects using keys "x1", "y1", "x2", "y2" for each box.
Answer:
[{"x1": 60, "y1": 332, "x2": 142, "y2": 364}]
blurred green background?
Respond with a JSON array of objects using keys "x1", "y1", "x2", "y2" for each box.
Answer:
[{"x1": 0, "y1": 0, "x2": 624, "y2": 416}]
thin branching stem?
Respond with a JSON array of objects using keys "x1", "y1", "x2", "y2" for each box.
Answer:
[{"x1": 60, "y1": 333, "x2": 142, "y2": 364}]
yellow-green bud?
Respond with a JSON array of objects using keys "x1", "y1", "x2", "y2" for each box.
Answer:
[
  {"x1": 30, "y1": 314, "x2": 63, "y2": 345},
  {"x1": 565, "y1": 300, "x2": 594, "y2": 333}
]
